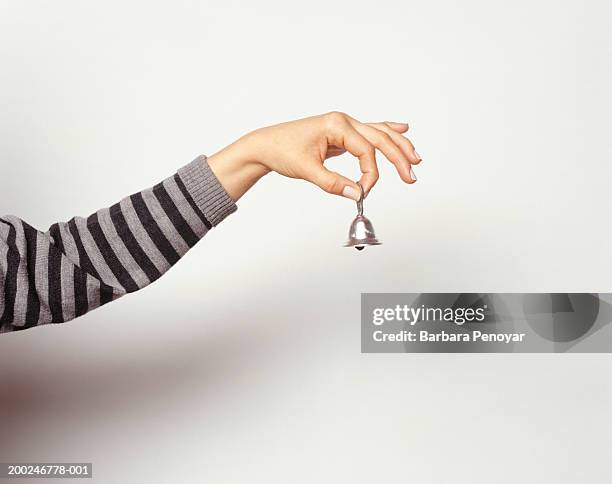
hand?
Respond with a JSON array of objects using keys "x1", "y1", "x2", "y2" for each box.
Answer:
[{"x1": 206, "y1": 111, "x2": 422, "y2": 202}]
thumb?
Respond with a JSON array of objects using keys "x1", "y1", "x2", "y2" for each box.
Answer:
[{"x1": 308, "y1": 166, "x2": 362, "y2": 202}]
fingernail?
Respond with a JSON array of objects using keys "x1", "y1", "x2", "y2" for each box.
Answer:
[
  {"x1": 414, "y1": 150, "x2": 422, "y2": 161},
  {"x1": 410, "y1": 167, "x2": 417, "y2": 181},
  {"x1": 342, "y1": 186, "x2": 360, "y2": 201}
]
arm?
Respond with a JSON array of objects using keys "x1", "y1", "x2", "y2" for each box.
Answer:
[
  {"x1": 1, "y1": 112, "x2": 421, "y2": 333},
  {"x1": 0, "y1": 156, "x2": 235, "y2": 332}
]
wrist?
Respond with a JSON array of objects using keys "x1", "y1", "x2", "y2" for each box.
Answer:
[{"x1": 206, "y1": 132, "x2": 270, "y2": 201}]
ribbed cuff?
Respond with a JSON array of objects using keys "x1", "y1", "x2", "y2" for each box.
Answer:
[{"x1": 177, "y1": 155, "x2": 237, "y2": 227}]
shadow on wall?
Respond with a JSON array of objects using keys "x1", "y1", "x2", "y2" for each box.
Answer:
[{"x1": 0, "y1": 273, "x2": 308, "y2": 461}]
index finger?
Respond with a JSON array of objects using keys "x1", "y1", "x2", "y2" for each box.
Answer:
[{"x1": 325, "y1": 113, "x2": 380, "y2": 194}]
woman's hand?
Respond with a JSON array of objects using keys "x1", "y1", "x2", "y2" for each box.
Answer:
[{"x1": 206, "y1": 112, "x2": 422, "y2": 202}]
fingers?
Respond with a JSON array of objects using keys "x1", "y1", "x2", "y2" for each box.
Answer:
[
  {"x1": 384, "y1": 121, "x2": 409, "y2": 133},
  {"x1": 368, "y1": 122, "x2": 422, "y2": 165},
  {"x1": 314, "y1": 112, "x2": 421, "y2": 201},
  {"x1": 326, "y1": 146, "x2": 347, "y2": 158},
  {"x1": 350, "y1": 121, "x2": 417, "y2": 184},
  {"x1": 324, "y1": 112, "x2": 379, "y2": 195},
  {"x1": 309, "y1": 166, "x2": 363, "y2": 201}
]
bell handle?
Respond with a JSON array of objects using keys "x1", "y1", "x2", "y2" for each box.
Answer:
[{"x1": 356, "y1": 182, "x2": 364, "y2": 215}]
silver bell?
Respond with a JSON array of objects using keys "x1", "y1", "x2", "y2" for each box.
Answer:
[{"x1": 344, "y1": 183, "x2": 381, "y2": 250}]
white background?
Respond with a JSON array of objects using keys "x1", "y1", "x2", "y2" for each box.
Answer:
[{"x1": 1, "y1": 1, "x2": 611, "y2": 482}]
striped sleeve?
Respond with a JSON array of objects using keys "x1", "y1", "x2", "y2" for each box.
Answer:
[{"x1": 0, "y1": 155, "x2": 236, "y2": 333}]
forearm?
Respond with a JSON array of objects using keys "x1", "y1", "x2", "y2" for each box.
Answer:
[{"x1": 0, "y1": 156, "x2": 236, "y2": 333}]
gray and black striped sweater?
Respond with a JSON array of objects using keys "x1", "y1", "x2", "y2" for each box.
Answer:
[{"x1": 0, "y1": 156, "x2": 237, "y2": 333}]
